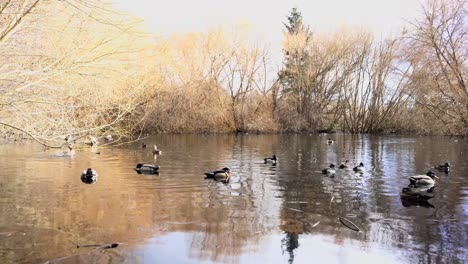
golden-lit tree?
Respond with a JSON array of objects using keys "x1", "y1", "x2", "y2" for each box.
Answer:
[{"x1": 0, "y1": 0, "x2": 151, "y2": 146}]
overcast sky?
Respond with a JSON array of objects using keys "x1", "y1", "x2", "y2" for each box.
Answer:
[{"x1": 112, "y1": 0, "x2": 422, "y2": 66}]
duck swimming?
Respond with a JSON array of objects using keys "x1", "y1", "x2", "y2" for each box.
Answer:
[
  {"x1": 152, "y1": 145, "x2": 162, "y2": 155},
  {"x1": 339, "y1": 160, "x2": 350, "y2": 169},
  {"x1": 327, "y1": 138, "x2": 334, "y2": 144},
  {"x1": 434, "y1": 162, "x2": 450, "y2": 173},
  {"x1": 57, "y1": 144, "x2": 75, "y2": 157},
  {"x1": 135, "y1": 163, "x2": 160, "y2": 174},
  {"x1": 204, "y1": 167, "x2": 231, "y2": 183},
  {"x1": 85, "y1": 136, "x2": 98, "y2": 146},
  {"x1": 322, "y1": 164, "x2": 336, "y2": 175},
  {"x1": 81, "y1": 168, "x2": 98, "y2": 177},
  {"x1": 353, "y1": 162, "x2": 365, "y2": 173},
  {"x1": 408, "y1": 171, "x2": 438, "y2": 186},
  {"x1": 264, "y1": 155, "x2": 278, "y2": 165}
]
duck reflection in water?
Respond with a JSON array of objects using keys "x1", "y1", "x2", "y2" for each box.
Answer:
[
  {"x1": 81, "y1": 175, "x2": 97, "y2": 184},
  {"x1": 400, "y1": 186, "x2": 435, "y2": 208},
  {"x1": 281, "y1": 232, "x2": 299, "y2": 264}
]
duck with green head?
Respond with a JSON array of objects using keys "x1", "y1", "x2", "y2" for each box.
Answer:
[
  {"x1": 353, "y1": 162, "x2": 365, "y2": 173},
  {"x1": 264, "y1": 155, "x2": 278, "y2": 165},
  {"x1": 408, "y1": 170, "x2": 438, "y2": 186},
  {"x1": 322, "y1": 164, "x2": 336, "y2": 175},
  {"x1": 81, "y1": 168, "x2": 98, "y2": 177},
  {"x1": 434, "y1": 162, "x2": 450, "y2": 173},
  {"x1": 339, "y1": 160, "x2": 350, "y2": 169},
  {"x1": 204, "y1": 167, "x2": 231, "y2": 183},
  {"x1": 135, "y1": 163, "x2": 160, "y2": 174}
]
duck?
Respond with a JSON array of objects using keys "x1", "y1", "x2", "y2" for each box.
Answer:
[
  {"x1": 135, "y1": 163, "x2": 160, "y2": 174},
  {"x1": 86, "y1": 135, "x2": 98, "y2": 146},
  {"x1": 57, "y1": 144, "x2": 75, "y2": 157},
  {"x1": 322, "y1": 164, "x2": 336, "y2": 175},
  {"x1": 408, "y1": 170, "x2": 438, "y2": 186},
  {"x1": 81, "y1": 168, "x2": 98, "y2": 177},
  {"x1": 339, "y1": 160, "x2": 350, "y2": 169},
  {"x1": 152, "y1": 145, "x2": 162, "y2": 155},
  {"x1": 204, "y1": 167, "x2": 231, "y2": 183},
  {"x1": 327, "y1": 138, "x2": 334, "y2": 144},
  {"x1": 434, "y1": 162, "x2": 450, "y2": 173},
  {"x1": 104, "y1": 135, "x2": 113, "y2": 142},
  {"x1": 142, "y1": 143, "x2": 147, "y2": 149},
  {"x1": 353, "y1": 162, "x2": 365, "y2": 173},
  {"x1": 264, "y1": 155, "x2": 278, "y2": 165}
]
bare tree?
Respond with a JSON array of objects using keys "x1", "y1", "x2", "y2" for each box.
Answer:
[
  {"x1": 0, "y1": 0, "x2": 149, "y2": 147},
  {"x1": 404, "y1": 0, "x2": 467, "y2": 135},
  {"x1": 341, "y1": 38, "x2": 410, "y2": 133},
  {"x1": 221, "y1": 42, "x2": 269, "y2": 132}
]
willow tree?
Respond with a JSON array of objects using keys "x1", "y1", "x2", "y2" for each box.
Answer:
[{"x1": 404, "y1": 0, "x2": 467, "y2": 135}]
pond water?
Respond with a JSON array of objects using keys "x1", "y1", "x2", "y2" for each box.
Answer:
[{"x1": 0, "y1": 134, "x2": 467, "y2": 264}]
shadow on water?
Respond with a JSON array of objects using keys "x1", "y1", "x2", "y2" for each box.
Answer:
[{"x1": 0, "y1": 134, "x2": 467, "y2": 263}]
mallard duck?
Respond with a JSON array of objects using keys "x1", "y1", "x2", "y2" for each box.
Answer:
[
  {"x1": 408, "y1": 171, "x2": 438, "y2": 186},
  {"x1": 264, "y1": 155, "x2": 278, "y2": 165},
  {"x1": 353, "y1": 162, "x2": 365, "y2": 173},
  {"x1": 322, "y1": 164, "x2": 336, "y2": 175},
  {"x1": 434, "y1": 162, "x2": 450, "y2": 173},
  {"x1": 339, "y1": 160, "x2": 350, "y2": 169},
  {"x1": 327, "y1": 138, "x2": 334, "y2": 144},
  {"x1": 204, "y1": 167, "x2": 231, "y2": 183},
  {"x1": 85, "y1": 135, "x2": 98, "y2": 146},
  {"x1": 152, "y1": 145, "x2": 162, "y2": 155},
  {"x1": 135, "y1": 163, "x2": 160, "y2": 174},
  {"x1": 81, "y1": 168, "x2": 98, "y2": 177}
]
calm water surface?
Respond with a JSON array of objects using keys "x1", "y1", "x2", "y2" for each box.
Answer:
[{"x1": 0, "y1": 134, "x2": 467, "y2": 264}]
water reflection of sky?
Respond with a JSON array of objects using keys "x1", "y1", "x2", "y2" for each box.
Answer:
[
  {"x1": 0, "y1": 134, "x2": 467, "y2": 263},
  {"x1": 134, "y1": 232, "x2": 403, "y2": 264}
]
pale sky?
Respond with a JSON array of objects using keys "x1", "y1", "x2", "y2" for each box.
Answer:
[{"x1": 112, "y1": 0, "x2": 422, "y2": 65}]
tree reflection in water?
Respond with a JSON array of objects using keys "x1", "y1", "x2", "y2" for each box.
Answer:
[
  {"x1": 281, "y1": 232, "x2": 299, "y2": 264},
  {"x1": 0, "y1": 134, "x2": 466, "y2": 263}
]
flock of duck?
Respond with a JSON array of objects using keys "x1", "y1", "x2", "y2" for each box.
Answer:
[
  {"x1": 78, "y1": 137, "x2": 451, "y2": 207},
  {"x1": 322, "y1": 138, "x2": 451, "y2": 206},
  {"x1": 80, "y1": 144, "x2": 163, "y2": 183}
]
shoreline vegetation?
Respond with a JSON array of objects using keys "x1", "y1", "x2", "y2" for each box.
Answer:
[{"x1": 0, "y1": 0, "x2": 466, "y2": 148}]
